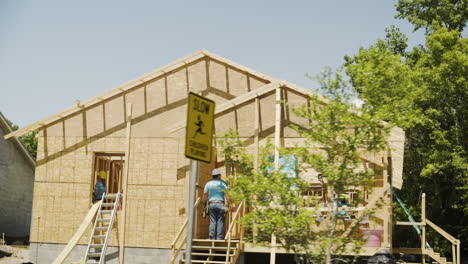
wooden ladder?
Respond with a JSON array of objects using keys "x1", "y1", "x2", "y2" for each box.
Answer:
[
  {"x1": 180, "y1": 239, "x2": 241, "y2": 264},
  {"x1": 83, "y1": 193, "x2": 121, "y2": 264}
]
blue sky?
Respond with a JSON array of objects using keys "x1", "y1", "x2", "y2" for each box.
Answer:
[{"x1": 0, "y1": 0, "x2": 425, "y2": 127}]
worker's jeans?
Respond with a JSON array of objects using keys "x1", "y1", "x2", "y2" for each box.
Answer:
[{"x1": 208, "y1": 203, "x2": 225, "y2": 240}]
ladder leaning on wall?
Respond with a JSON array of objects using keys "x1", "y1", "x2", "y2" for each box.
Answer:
[{"x1": 83, "y1": 193, "x2": 121, "y2": 264}]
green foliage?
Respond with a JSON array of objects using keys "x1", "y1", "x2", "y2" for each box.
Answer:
[
  {"x1": 345, "y1": 22, "x2": 468, "y2": 255},
  {"x1": 218, "y1": 70, "x2": 390, "y2": 263},
  {"x1": 20, "y1": 131, "x2": 38, "y2": 159},
  {"x1": 395, "y1": 0, "x2": 468, "y2": 33},
  {"x1": 5, "y1": 118, "x2": 37, "y2": 159}
]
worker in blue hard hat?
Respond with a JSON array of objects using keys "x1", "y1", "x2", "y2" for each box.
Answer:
[{"x1": 203, "y1": 168, "x2": 231, "y2": 240}]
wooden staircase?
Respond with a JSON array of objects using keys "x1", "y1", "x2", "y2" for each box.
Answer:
[
  {"x1": 171, "y1": 200, "x2": 246, "y2": 264},
  {"x1": 180, "y1": 239, "x2": 241, "y2": 264},
  {"x1": 394, "y1": 193, "x2": 461, "y2": 264},
  {"x1": 425, "y1": 248, "x2": 452, "y2": 264}
]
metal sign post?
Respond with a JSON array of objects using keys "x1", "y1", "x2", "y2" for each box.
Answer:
[
  {"x1": 185, "y1": 160, "x2": 198, "y2": 264},
  {"x1": 184, "y1": 92, "x2": 215, "y2": 264}
]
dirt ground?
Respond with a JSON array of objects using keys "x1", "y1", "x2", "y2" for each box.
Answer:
[{"x1": 0, "y1": 245, "x2": 31, "y2": 264}]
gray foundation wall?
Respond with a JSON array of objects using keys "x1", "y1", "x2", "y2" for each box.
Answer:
[{"x1": 29, "y1": 243, "x2": 172, "y2": 264}]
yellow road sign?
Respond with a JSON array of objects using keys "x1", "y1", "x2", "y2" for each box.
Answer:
[{"x1": 185, "y1": 92, "x2": 215, "y2": 163}]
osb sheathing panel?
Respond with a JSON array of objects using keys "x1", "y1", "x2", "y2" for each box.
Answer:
[
  {"x1": 188, "y1": 61, "x2": 208, "y2": 94},
  {"x1": 86, "y1": 105, "x2": 104, "y2": 138},
  {"x1": 167, "y1": 68, "x2": 188, "y2": 104},
  {"x1": 125, "y1": 185, "x2": 186, "y2": 248},
  {"x1": 228, "y1": 68, "x2": 249, "y2": 97},
  {"x1": 283, "y1": 89, "x2": 310, "y2": 137},
  {"x1": 131, "y1": 106, "x2": 187, "y2": 137},
  {"x1": 104, "y1": 96, "x2": 125, "y2": 131},
  {"x1": 249, "y1": 76, "x2": 268, "y2": 90},
  {"x1": 64, "y1": 114, "x2": 83, "y2": 138},
  {"x1": 388, "y1": 126, "x2": 405, "y2": 189},
  {"x1": 209, "y1": 61, "x2": 228, "y2": 97},
  {"x1": 259, "y1": 92, "x2": 276, "y2": 133},
  {"x1": 235, "y1": 101, "x2": 256, "y2": 137},
  {"x1": 146, "y1": 78, "x2": 167, "y2": 111},
  {"x1": 215, "y1": 110, "x2": 236, "y2": 137},
  {"x1": 125, "y1": 87, "x2": 146, "y2": 118}
]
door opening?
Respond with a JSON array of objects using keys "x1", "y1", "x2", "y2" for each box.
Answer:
[{"x1": 92, "y1": 152, "x2": 125, "y2": 200}]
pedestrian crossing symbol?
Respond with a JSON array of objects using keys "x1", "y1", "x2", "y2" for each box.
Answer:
[{"x1": 185, "y1": 92, "x2": 215, "y2": 163}]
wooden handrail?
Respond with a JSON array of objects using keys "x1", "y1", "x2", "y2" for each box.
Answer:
[
  {"x1": 425, "y1": 218, "x2": 458, "y2": 244},
  {"x1": 225, "y1": 200, "x2": 245, "y2": 264},
  {"x1": 425, "y1": 218, "x2": 461, "y2": 264},
  {"x1": 225, "y1": 200, "x2": 245, "y2": 240},
  {"x1": 170, "y1": 197, "x2": 200, "y2": 264}
]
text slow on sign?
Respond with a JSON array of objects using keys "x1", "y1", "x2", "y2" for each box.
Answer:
[{"x1": 185, "y1": 92, "x2": 215, "y2": 163}]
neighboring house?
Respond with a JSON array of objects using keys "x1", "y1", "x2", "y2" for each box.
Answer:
[
  {"x1": 0, "y1": 112, "x2": 35, "y2": 243},
  {"x1": 5, "y1": 50, "x2": 405, "y2": 264}
]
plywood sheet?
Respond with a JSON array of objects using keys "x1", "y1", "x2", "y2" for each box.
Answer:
[
  {"x1": 125, "y1": 87, "x2": 146, "y2": 118},
  {"x1": 104, "y1": 96, "x2": 125, "y2": 129},
  {"x1": 228, "y1": 68, "x2": 248, "y2": 97},
  {"x1": 208, "y1": 60, "x2": 227, "y2": 92},
  {"x1": 188, "y1": 61, "x2": 207, "y2": 94},
  {"x1": 167, "y1": 68, "x2": 187, "y2": 104}
]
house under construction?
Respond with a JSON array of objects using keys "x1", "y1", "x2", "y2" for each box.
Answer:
[{"x1": 5, "y1": 50, "x2": 460, "y2": 264}]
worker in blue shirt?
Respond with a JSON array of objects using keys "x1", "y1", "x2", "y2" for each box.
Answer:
[
  {"x1": 204, "y1": 168, "x2": 230, "y2": 240},
  {"x1": 94, "y1": 171, "x2": 107, "y2": 202}
]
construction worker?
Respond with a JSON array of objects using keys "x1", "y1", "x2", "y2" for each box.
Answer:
[
  {"x1": 94, "y1": 171, "x2": 107, "y2": 202},
  {"x1": 204, "y1": 168, "x2": 230, "y2": 240}
]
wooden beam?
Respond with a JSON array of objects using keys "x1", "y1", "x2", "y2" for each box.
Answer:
[
  {"x1": 270, "y1": 86, "x2": 282, "y2": 264},
  {"x1": 270, "y1": 234, "x2": 276, "y2": 264},
  {"x1": 392, "y1": 248, "x2": 423, "y2": 254},
  {"x1": 395, "y1": 221, "x2": 424, "y2": 226},
  {"x1": 274, "y1": 86, "x2": 281, "y2": 170},
  {"x1": 52, "y1": 201, "x2": 102, "y2": 264},
  {"x1": 421, "y1": 193, "x2": 426, "y2": 264},
  {"x1": 119, "y1": 103, "x2": 132, "y2": 264},
  {"x1": 254, "y1": 98, "x2": 260, "y2": 171}
]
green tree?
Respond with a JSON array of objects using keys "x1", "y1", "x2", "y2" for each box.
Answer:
[
  {"x1": 395, "y1": 0, "x2": 468, "y2": 33},
  {"x1": 344, "y1": 25, "x2": 468, "y2": 256},
  {"x1": 5, "y1": 118, "x2": 37, "y2": 159},
  {"x1": 218, "y1": 69, "x2": 391, "y2": 263}
]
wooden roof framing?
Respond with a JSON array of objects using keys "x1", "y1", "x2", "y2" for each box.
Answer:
[
  {"x1": 167, "y1": 80, "x2": 332, "y2": 133},
  {"x1": 4, "y1": 50, "x2": 276, "y2": 140}
]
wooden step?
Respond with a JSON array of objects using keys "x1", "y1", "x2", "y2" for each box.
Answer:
[
  {"x1": 192, "y1": 252, "x2": 234, "y2": 257},
  {"x1": 192, "y1": 239, "x2": 239, "y2": 242},
  {"x1": 181, "y1": 260, "x2": 228, "y2": 264},
  {"x1": 86, "y1": 253, "x2": 102, "y2": 258},
  {"x1": 192, "y1": 245, "x2": 236, "y2": 251}
]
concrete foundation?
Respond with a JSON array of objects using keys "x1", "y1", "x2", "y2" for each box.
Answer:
[{"x1": 29, "y1": 243, "x2": 172, "y2": 264}]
